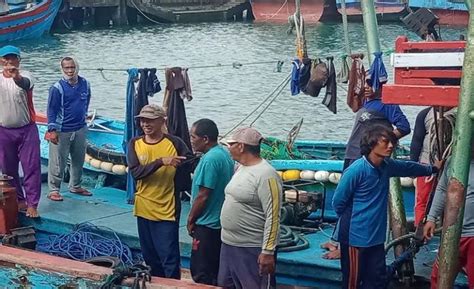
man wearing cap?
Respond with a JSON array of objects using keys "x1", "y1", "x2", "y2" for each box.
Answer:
[
  {"x1": 0, "y1": 45, "x2": 41, "y2": 218},
  {"x1": 46, "y1": 56, "x2": 92, "y2": 201},
  {"x1": 187, "y1": 118, "x2": 234, "y2": 285},
  {"x1": 127, "y1": 104, "x2": 193, "y2": 279},
  {"x1": 218, "y1": 127, "x2": 282, "y2": 289}
]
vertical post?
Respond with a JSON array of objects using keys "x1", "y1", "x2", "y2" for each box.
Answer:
[
  {"x1": 360, "y1": 0, "x2": 381, "y2": 64},
  {"x1": 465, "y1": 0, "x2": 471, "y2": 11},
  {"x1": 437, "y1": 4, "x2": 474, "y2": 288},
  {"x1": 340, "y1": 0, "x2": 351, "y2": 56}
]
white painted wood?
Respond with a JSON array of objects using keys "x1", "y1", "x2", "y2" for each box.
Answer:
[{"x1": 390, "y1": 52, "x2": 464, "y2": 68}]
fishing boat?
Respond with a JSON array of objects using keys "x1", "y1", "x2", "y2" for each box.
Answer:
[
  {"x1": 334, "y1": 0, "x2": 408, "y2": 21},
  {"x1": 250, "y1": 0, "x2": 340, "y2": 23},
  {"x1": 0, "y1": 0, "x2": 62, "y2": 42}
]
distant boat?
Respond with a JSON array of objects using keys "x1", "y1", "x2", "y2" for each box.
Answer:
[
  {"x1": 335, "y1": 0, "x2": 408, "y2": 21},
  {"x1": 0, "y1": 0, "x2": 62, "y2": 42},
  {"x1": 409, "y1": 0, "x2": 469, "y2": 26},
  {"x1": 250, "y1": 0, "x2": 340, "y2": 23}
]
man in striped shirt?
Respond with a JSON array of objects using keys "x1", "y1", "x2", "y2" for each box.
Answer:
[{"x1": 219, "y1": 127, "x2": 282, "y2": 289}]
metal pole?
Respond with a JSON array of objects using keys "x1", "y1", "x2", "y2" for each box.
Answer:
[
  {"x1": 360, "y1": 0, "x2": 381, "y2": 64},
  {"x1": 437, "y1": 4, "x2": 474, "y2": 288},
  {"x1": 340, "y1": 0, "x2": 351, "y2": 56}
]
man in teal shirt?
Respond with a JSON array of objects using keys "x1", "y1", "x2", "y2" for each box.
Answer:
[{"x1": 187, "y1": 118, "x2": 234, "y2": 285}]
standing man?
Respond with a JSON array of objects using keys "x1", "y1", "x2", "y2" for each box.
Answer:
[
  {"x1": 127, "y1": 104, "x2": 192, "y2": 279},
  {"x1": 410, "y1": 106, "x2": 456, "y2": 225},
  {"x1": 424, "y1": 154, "x2": 474, "y2": 289},
  {"x1": 187, "y1": 119, "x2": 234, "y2": 285},
  {"x1": 219, "y1": 127, "x2": 282, "y2": 289},
  {"x1": 332, "y1": 125, "x2": 440, "y2": 289},
  {"x1": 46, "y1": 57, "x2": 92, "y2": 201},
  {"x1": 0, "y1": 45, "x2": 41, "y2": 218}
]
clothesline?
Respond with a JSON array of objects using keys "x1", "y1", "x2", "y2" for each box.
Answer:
[{"x1": 81, "y1": 60, "x2": 285, "y2": 72}]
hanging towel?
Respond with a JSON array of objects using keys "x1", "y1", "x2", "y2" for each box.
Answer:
[
  {"x1": 322, "y1": 57, "x2": 337, "y2": 114},
  {"x1": 304, "y1": 59, "x2": 328, "y2": 97},
  {"x1": 135, "y1": 69, "x2": 160, "y2": 135},
  {"x1": 336, "y1": 55, "x2": 350, "y2": 83},
  {"x1": 124, "y1": 68, "x2": 139, "y2": 204},
  {"x1": 145, "y1": 68, "x2": 161, "y2": 97},
  {"x1": 368, "y1": 52, "x2": 388, "y2": 92},
  {"x1": 291, "y1": 58, "x2": 301, "y2": 96},
  {"x1": 346, "y1": 53, "x2": 365, "y2": 113},
  {"x1": 181, "y1": 68, "x2": 193, "y2": 101}
]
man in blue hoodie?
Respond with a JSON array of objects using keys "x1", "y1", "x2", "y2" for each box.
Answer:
[
  {"x1": 46, "y1": 57, "x2": 92, "y2": 201},
  {"x1": 333, "y1": 125, "x2": 440, "y2": 289}
]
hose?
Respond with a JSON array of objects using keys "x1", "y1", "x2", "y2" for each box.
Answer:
[
  {"x1": 277, "y1": 225, "x2": 310, "y2": 252},
  {"x1": 385, "y1": 227, "x2": 443, "y2": 253}
]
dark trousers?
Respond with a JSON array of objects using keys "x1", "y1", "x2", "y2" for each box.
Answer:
[
  {"x1": 190, "y1": 225, "x2": 221, "y2": 285},
  {"x1": 340, "y1": 243, "x2": 386, "y2": 289},
  {"x1": 137, "y1": 217, "x2": 180, "y2": 279},
  {"x1": 0, "y1": 124, "x2": 41, "y2": 208},
  {"x1": 218, "y1": 243, "x2": 276, "y2": 289}
]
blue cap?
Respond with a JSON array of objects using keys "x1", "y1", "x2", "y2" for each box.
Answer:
[{"x1": 0, "y1": 45, "x2": 21, "y2": 57}]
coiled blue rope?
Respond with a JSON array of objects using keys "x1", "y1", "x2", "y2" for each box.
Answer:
[{"x1": 37, "y1": 222, "x2": 134, "y2": 265}]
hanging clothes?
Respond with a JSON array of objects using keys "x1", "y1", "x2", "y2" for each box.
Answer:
[
  {"x1": 367, "y1": 52, "x2": 388, "y2": 92},
  {"x1": 135, "y1": 68, "x2": 161, "y2": 135},
  {"x1": 124, "y1": 68, "x2": 139, "y2": 204},
  {"x1": 322, "y1": 57, "x2": 337, "y2": 114},
  {"x1": 304, "y1": 59, "x2": 328, "y2": 97},
  {"x1": 298, "y1": 58, "x2": 312, "y2": 93},
  {"x1": 346, "y1": 54, "x2": 366, "y2": 113},
  {"x1": 336, "y1": 55, "x2": 350, "y2": 83},
  {"x1": 291, "y1": 59, "x2": 301, "y2": 96}
]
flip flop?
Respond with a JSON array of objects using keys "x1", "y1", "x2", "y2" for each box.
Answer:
[
  {"x1": 47, "y1": 191, "x2": 64, "y2": 201},
  {"x1": 69, "y1": 188, "x2": 93, "y2": 196}
]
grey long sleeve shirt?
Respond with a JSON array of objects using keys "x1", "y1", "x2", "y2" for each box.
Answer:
[{"x1": 427, "y1": 159, "x2": 474, "y2": 237}]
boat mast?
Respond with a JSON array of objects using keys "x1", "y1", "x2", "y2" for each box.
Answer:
[
  {"x1": 437, "y1": 4, "x2": 474, "y2": 288},
  {"x1": 360, "y1": 0, "x2": 380, "y2": 64}
]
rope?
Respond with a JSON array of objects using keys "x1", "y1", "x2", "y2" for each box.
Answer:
[
  {"x1": 80, "y1": 60, "x2": 284, "y2": 73},
  {"x1": 129, "y1": 0, "x2": 163, "y2": 25},
  {"x1": 100, "y1": 264, "x2": 151, "y2": 289},
  {"x1": 37, "y1": 222, "x2": 135, "y2": 265},
  {"x1": 221, "y1": 72, "x2": 291, "y2": 138},
  {"x1": 261, "y1": 0, "x2": 288, "y2": 22}
]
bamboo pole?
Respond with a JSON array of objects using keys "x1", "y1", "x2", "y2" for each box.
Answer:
[
  {"x1": 437, "y1": 4, "x2": 474, "y2": 287},
  {"x1": 360, "y1": 0, "x2": 381, "y2": 64}
]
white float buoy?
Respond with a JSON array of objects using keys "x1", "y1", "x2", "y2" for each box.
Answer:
[
  {"x1": 400, "y1": 177, "x2": 414, "y2": 187},
  {"x1": 100, "y1": 161, "x2": 114, "y2": 172},
  {"x1": 90, "y1": 159, "x2": 102, "y2": 169},
  {"x1": 84, "y1": 154, "x2": 92, "y2": 164},
  {"x1": 300, "y1": 170, "x2": 315, "y2": 180},
  {"x1": 112, "y1": 164, "x2": 127, "y2": 175},
  {"x1": 314, "y1": 170, "x2": 330, "y2": 182},
  {"x1": 328, "y1": 172, "x2": 342, "y2": 184}
]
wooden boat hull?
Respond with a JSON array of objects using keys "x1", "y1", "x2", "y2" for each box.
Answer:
[
  {"x1": 250, "y1": 0, "x2": 330, "y2": 23},
  {"x1": 0, "y1": 0, "x2": 62, "y2": 42},
  {"x1": 335, "y1": 0, "x2": 408, "y2": 21}
]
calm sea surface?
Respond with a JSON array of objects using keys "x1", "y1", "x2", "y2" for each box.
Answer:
[{"x1": 13, "y1": 22, "x2": 466, "y2": 140}]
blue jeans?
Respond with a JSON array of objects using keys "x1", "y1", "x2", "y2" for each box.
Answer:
[{"x1": 137, "y1": 217, "x2": 180, "y2": 279}]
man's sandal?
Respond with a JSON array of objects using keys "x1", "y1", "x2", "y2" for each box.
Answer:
[{"x1": 47, "y1": 191, "x2": 64, "y2": 201}]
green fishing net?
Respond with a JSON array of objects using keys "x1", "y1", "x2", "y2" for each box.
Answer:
[{"x1": 261, "y1": 137, "x2": 311, "y2": 160}]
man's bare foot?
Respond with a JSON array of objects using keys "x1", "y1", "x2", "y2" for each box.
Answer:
[
  {"x1": 18, "y1": 201, "x2": 27, "y2": 211},
  {"x1": 320, "y1": 241, "x2": 338, "y2": 252},
  {"x1": 25, "y1": 207, "x2": 39, "y2": 218},
  {"x1": 322, "y1": 249, "x2": 341, "y2": 260}
]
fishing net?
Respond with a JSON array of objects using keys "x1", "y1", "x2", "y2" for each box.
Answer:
[{"x1": 261, "y1": 137, "x2": 312, "y2": 160}]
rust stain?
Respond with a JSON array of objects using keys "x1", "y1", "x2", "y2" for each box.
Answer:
[{"x1": 444, "y1": 178, "x2": 466, "y2": 227}]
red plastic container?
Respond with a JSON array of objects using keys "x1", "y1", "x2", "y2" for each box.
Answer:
[{"x1": 0, "y1": 175, "x2": 18, "y2": 234}]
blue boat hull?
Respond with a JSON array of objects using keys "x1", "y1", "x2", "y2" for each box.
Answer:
[{"x1": 0, "y1": 0, "x2": 62, "y2": 42}]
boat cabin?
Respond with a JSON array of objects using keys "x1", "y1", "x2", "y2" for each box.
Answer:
[{"x1": 383, "y1": 36, "x2": 466, "y2": 107}]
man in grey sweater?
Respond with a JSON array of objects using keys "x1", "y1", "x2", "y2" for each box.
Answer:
[
  {"x1": 424, "y1": 157, "x2": 474, "y2": 289},
  {"x1": 218, "y1": 127, "x2": 282, "y2": 289}
]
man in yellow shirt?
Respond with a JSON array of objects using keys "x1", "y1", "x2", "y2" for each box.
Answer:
[{"x1": 127, "y1": 104, "x2": 193, "y2": 279}]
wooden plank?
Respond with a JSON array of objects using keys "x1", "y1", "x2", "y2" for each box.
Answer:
[
  {"x1": 391, "y1": 52, "x2": 464, "y2": 67},
  {"x1": 382, "y1": 84, "x2": 459, "y2": 106},
  {"x1": 396, "y1": 39, "x2": 466, "y2": 52},
  {"x1": 398, "y1": 70, "x2": 462, "y2": 79}
]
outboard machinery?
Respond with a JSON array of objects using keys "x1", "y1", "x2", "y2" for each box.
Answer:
[{"x1": 281, "y1": 180, "x2": 326, "y2": 226}]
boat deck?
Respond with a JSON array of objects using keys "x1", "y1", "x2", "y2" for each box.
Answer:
[{"x1": 20, "y1": 177, "x2": 468, "y2": 288}]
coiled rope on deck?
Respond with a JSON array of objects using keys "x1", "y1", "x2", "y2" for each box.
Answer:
[{"x1": 37, "y1": 222, "x2": 134, "y2": 265}]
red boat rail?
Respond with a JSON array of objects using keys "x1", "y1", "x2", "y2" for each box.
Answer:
[{"x1": 382, "y1": 36, "x2": 466, "y2": 106}]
